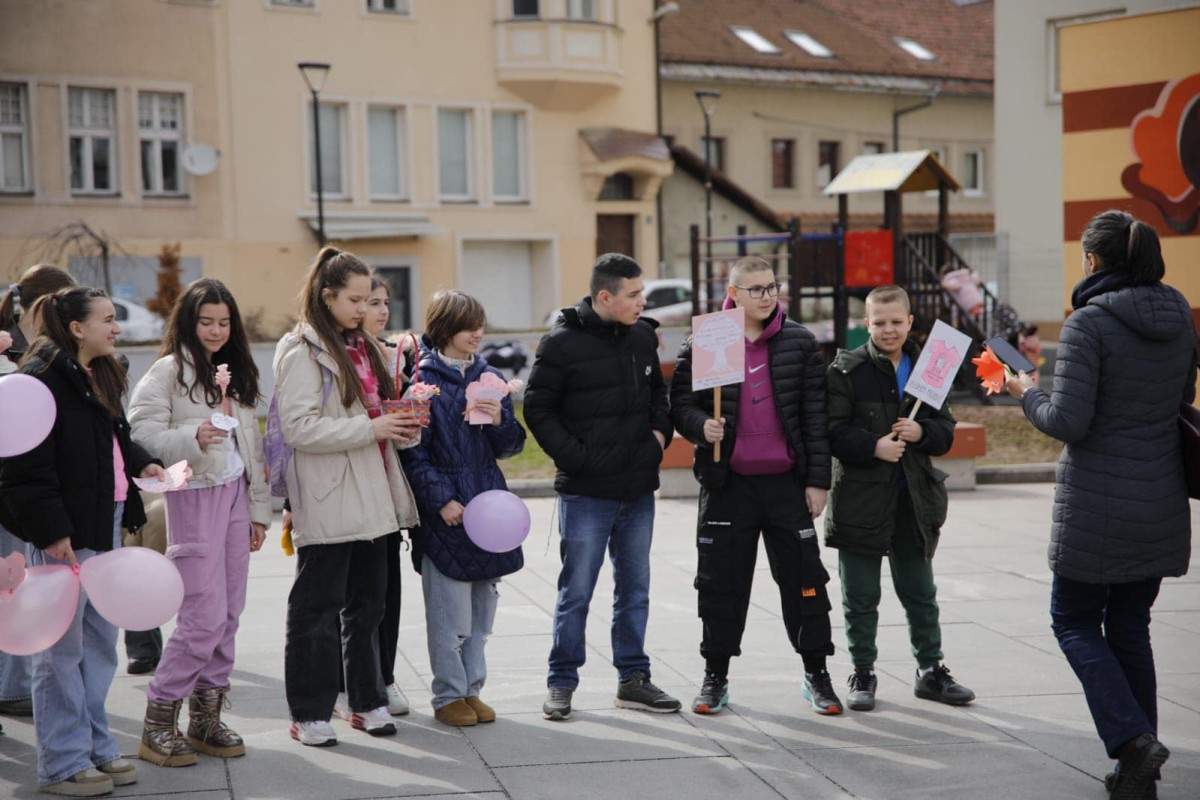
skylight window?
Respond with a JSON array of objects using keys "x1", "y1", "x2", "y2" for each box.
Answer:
[
  {"x1": 895, "y1": 36, "x2": 936, "y2": 61},
  {"x1": 730, "y1": 26, "x2": 781, "y2": 54},
  {"x1": 784, "y1": 30, "x2": 834, "y2": 58}
]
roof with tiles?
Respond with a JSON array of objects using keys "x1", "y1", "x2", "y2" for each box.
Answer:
[{"x1": 658, "y1": 0, "x2": 992, "y2": 93}]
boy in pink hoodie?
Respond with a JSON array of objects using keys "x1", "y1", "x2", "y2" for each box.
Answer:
[{"x1": 670, "y1": 256, "x2": 839, "y2": 716}]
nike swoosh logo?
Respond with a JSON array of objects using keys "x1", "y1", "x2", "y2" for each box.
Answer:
[
  {"x1": 752, "y1": 396, "x2": 769, "y2": 404},
  {"x1": 748, "y1": 364, "x2": 765, "y2": 373},
  {"x1": 751, "y1": 380, "x2": 766, "y2": 388}
]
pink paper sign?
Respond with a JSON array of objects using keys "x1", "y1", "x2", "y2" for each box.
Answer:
[
  {"x1": 906, "y1": 319, "x2": 972, "y2": 410},
  {"x1": 690, "y1": 307, "x2": 746, "y2": 391}
]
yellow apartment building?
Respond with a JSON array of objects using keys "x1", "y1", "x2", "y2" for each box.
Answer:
[{"x1": 0, "y1": 0, "x2": 670, "y2": 332}]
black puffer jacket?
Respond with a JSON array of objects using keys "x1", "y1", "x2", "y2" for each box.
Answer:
[
  {"x1": 669, "y1": 309, "x2": 830, "y2": 491},
  {"x1": 1022, "y1": 281, "x2": 1194, "y2": 583},
  {"x1": 0, "y1": 348, "x2": 157, "y2": 551},
  {"x1": 525, "y1": 297, "x2": 673, "y2": 500}
]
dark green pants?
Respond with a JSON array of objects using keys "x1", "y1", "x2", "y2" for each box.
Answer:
[{"x1": 838, "y1": 491, "x2": 943, "y2": 669}]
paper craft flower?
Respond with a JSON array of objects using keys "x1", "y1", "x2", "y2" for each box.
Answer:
[
  {"x1": 214, "y1": 364, "x2": 231, "y2": 394},
  {"x1": 507, "y1": 378, "x2": 525, "y2": 393},
  {"x1": 970, "y1": 345, "x2": 1007, "y2": 396},
  {"x1": 405, "y1": 382, "x2": 441, "y2": 401}
]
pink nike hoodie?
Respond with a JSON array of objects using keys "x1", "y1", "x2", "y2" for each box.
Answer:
[{"x1": 723, "y1": 295, "x2": 795, "y2": 476}]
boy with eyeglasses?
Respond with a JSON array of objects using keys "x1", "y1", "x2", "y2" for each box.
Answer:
[{"x1": 670, "y1": 256, "x2": 840, "y2": 716}]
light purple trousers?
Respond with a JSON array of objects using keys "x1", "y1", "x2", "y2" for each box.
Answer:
[{"x1": 146, "y1": 478, "x2": 251, "y2": 703}]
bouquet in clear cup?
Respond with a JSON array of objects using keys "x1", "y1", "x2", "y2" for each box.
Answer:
[{"x1": 382, "y1": 333, "x2": 439, "y2": 426}]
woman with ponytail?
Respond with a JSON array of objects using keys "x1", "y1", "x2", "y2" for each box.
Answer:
[
  {"x1": 128, "y1": 278, "x2": 271, "y2": 767},
  {"x1": 1007, "y1": 210, "x2": 1193, "y2": 799},
  {"x1": 0, "y1": 287, "x2": 164, "y2": 796},
  {"x1": 274, "y1": 247, "x2": 420, "y2": 747}
]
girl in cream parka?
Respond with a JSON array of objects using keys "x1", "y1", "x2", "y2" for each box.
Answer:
[
  {"x1": 128, "y1": 278, "x2": 271, "y2": 767},
  {"x1": 274, "y1": 247, "x2": 420, "y2": 747}
]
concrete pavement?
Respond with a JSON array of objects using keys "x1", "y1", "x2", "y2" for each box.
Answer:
[{"x1": 1, "y1": 483, "x2": 1198, "y2": 799}]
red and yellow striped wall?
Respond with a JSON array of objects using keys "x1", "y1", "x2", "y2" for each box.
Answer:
[{"x1": 1060, "y1": 7, "x2": 1200, "y2": 318}]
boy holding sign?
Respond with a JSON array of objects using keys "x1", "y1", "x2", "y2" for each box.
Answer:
[
  {"x1": 670, "y1": 256, "x2": 838, "y2": 716},
  {"x1": 824, "y1": 285, "x2": 975, "y2": 712}
]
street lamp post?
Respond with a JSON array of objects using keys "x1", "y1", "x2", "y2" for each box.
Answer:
[
  {"x1": 298, "y1": 61, "x2": 332, "y2": 248},
  {"x1": 694, "y1": 89, "x2": 720, "y2": 274}
]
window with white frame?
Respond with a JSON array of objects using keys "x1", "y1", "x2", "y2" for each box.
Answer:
[
  {"x1": 566, "y1": 0, "x2": 595, "y2": 20},
  {"x1": 437, "y1": 108, "x2": 473, "y2": 200},
  {"x1": 309, "y1": 102, "x2": 346, "y2": 198},
  {"x1": 0, "y1": 83, "x2": 30, "y2": 192},
  {"x1": 491, "y1": 110, "x2": 527, "y2": 201},
  {"x1": 1046, "y1": 10, "x2": 1124, "y2": 103},
  {"x1": 68, "y1": 87, "x2": 117, "y2": 194},
  {"x1": 512, "y1": 0, "x2": 538, "y2": 19},
  {"x1": 962, "y1": 150, "x2": 983, "y2": 195},
  {"x1": 368, "y1": 106, "x2": 406, "y2": 200},
  {"x1": 366, "y1": 0, "x2": 410, "y2": 14},
  {"x1": 863, "y1": 141, "x2": 886, "y2": 155},
  {"x1": 138, "y1": 92, "x2": 184, "y2": 196},
  {"x1": 271, "y1": 0, "x2": 314, "y2": 7}
]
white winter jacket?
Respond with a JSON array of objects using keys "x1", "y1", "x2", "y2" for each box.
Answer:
[
  {"x1": 128, "y1": 355, "x2": 273, "y2": 527},
  {"x1": 272, "y1": 325, "x2": 419, "y2": 547}
]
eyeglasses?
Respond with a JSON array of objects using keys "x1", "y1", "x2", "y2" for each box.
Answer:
[{"x1": 733, "y1": 283, "x2": 781, "y2": 299}]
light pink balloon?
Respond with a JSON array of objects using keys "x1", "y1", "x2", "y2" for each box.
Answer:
[
  {"x1": 0, "y1": 564, "x2": 79, "y2": 655},
  {"x1": 0, "y1": 373, "x2": 57, "y2": 457},
  {"x1": 463, "y1": 490, "x2": 531, "y2": 553},
  {"x1": 78, "y1": 547, "x2": 183, "y2": 631}
]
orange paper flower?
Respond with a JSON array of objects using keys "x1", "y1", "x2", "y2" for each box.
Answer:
[{"x1": 971, "y1": 345, "x2": 1006, "y2": 395}]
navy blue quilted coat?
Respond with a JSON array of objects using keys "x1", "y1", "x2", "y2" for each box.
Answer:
[{"x1": 399, "y1": 336, "x2": 526, "y2": 581}]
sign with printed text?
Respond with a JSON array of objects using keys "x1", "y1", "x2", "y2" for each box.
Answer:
[
  {"x1": 905, "y1": 320, "x2": 972, "y2": 410},
  {"x1": 690, "y1": 307, "x2": 746, "y2": 391}
]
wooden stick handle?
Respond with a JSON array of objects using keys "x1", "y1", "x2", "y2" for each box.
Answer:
[
  {"x1": 906, "y1": 398, "x2": 923, "y2": 420},
  {"x1": 713, "y1": 386, "x2": 722, "y2": 462}
]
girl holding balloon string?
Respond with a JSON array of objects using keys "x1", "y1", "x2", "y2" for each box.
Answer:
[
  {"x1": 127, "y1": 278, "x2": 271, "y2": 768},
  {"x1": 399, "y1": 290, "x2": 526, "y2": 727},
  {"x1": 0, "y1": 286, "x2": 164, "y2": 796}
]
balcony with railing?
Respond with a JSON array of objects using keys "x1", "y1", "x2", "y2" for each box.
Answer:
[{"x1": 495, "y1": 3, "x2": 623, "y2": 111}]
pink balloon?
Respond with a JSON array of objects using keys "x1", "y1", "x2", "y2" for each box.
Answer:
[
  {"x1": 0, "y1": 565, "x2": 79, "y2": 655},
  {"x1": 0, "y1": 373, "x2": 57, "y2": 457},
  {"x1": 79, "y1": 547, "x2": 183, "y2": 631},
  {"x1": 462, "y1": 490, "x2": 530, "y2": 553}
]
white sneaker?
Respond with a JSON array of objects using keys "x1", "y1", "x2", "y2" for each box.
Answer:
[
  {"x1": 350, "y1": 706, "x2": 397, "y2": 736},
  {"x1": 332, "y1": 692, "x2": 352, "y2": 722},
  {"x1": 289, "y1": 720, "x2": 337, "y2": 747},
  {"x1": 385, "y1": 683, "x2": 411, "y2": 716}
]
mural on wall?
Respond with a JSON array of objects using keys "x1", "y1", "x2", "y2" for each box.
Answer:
[{"x1": 1122, "y1": 73, "x2": 1200, "y2": 234}]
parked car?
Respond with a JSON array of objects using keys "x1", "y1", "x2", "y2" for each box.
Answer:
[
  {"x1": 112, "y1": 297, "x2": 164, "y2": 343},
  {"x1": 543, "y1": 278, "x2": 699, "y2": 327}
]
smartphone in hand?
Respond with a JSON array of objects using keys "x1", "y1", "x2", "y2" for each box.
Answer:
[{"x1": 984, "y1": 336, "x2": 1036, "y2": 374}]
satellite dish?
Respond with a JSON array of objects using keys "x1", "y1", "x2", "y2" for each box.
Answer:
[{"x1": 181, "y1": 143, "x2": 220, "y2": 176}]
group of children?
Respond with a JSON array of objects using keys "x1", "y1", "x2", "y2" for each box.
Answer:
[{"x1": 0, "y1": 248, "x2": 972, "y2": 796}]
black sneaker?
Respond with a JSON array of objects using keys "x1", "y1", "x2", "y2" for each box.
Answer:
[
  {"x1": 543, "y1": 687, "x2": 573, "y2": 721},
  {"x1": 1105, "y1": 770, "x2": 1159, "y2": 800},
  {"x1": 615, "y1": 671, "x2": 681, "y2": 713},
  {"x1": 691, "y1": 672, "x2": 729, "y2": 715},
  {"x1": 846, "y1": 669, "x2": 877, "y2": 711},
  {"x1": 914, "y1": 664, "x2": 975, "y2": 706},
  {"x1": 802, "y1": 670, "x2": 843, "y2": 715},
  {"x1": 1111, "y1": 733, "x2": 1169, "y2": 800}
]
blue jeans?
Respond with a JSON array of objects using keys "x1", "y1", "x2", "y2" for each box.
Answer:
[
  {"x1": 1050, "y1": 572, "x2": 1161, "y2": 758},
  {"x1": 0, "y1": 525, "x2": 33, "y2": 703},
  {"x1": 548, "y1": 492, "x2": 654, "y2": 689},
  {"x1": 30, "y1": 503, "x2": 122, "y2": 786},
  {"x1": 421, "y1": 556, "x2": 499, "y2": 710}
]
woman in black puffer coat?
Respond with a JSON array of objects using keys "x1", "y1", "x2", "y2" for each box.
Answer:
[{"x1": 1007, "y1": 210, "x2": 1193, "y2": 800}]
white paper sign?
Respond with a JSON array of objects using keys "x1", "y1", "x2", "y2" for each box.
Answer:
[
  {"x1": 690, "y1": 307, "x2": 746, "y2": 391},
  {"x1": 905, "y1": 320, "x2": 972, "y2": 410},
  {"x1": 210, "y1": 412, "x2": 240, "y2": 431}
]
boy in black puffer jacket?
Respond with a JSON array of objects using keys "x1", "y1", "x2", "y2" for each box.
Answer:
[
  {"x1": 671, "y1": 256, "x2": 838, "y2": 716},
  {"x1": 825, "y1": 285, "x2": 974, "y2": 712}
]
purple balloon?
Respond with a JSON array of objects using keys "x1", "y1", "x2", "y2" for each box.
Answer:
[
  {"x1": 0, "y1": 564, "x2": 79, "y2": 655},
  {"x1": 79, "y1": 547, "x2": 184, "y2": 631},
  {"x1": 463, "y1": 490, "x2": 531, "y2": 553},
  {"x1": 0, "y1": 373, "x2": 56, "y2": 457}
]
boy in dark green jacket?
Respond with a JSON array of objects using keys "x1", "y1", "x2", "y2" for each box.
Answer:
[{"x1": 824, "y1": 285, "x2": 975, "y2": 711}]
